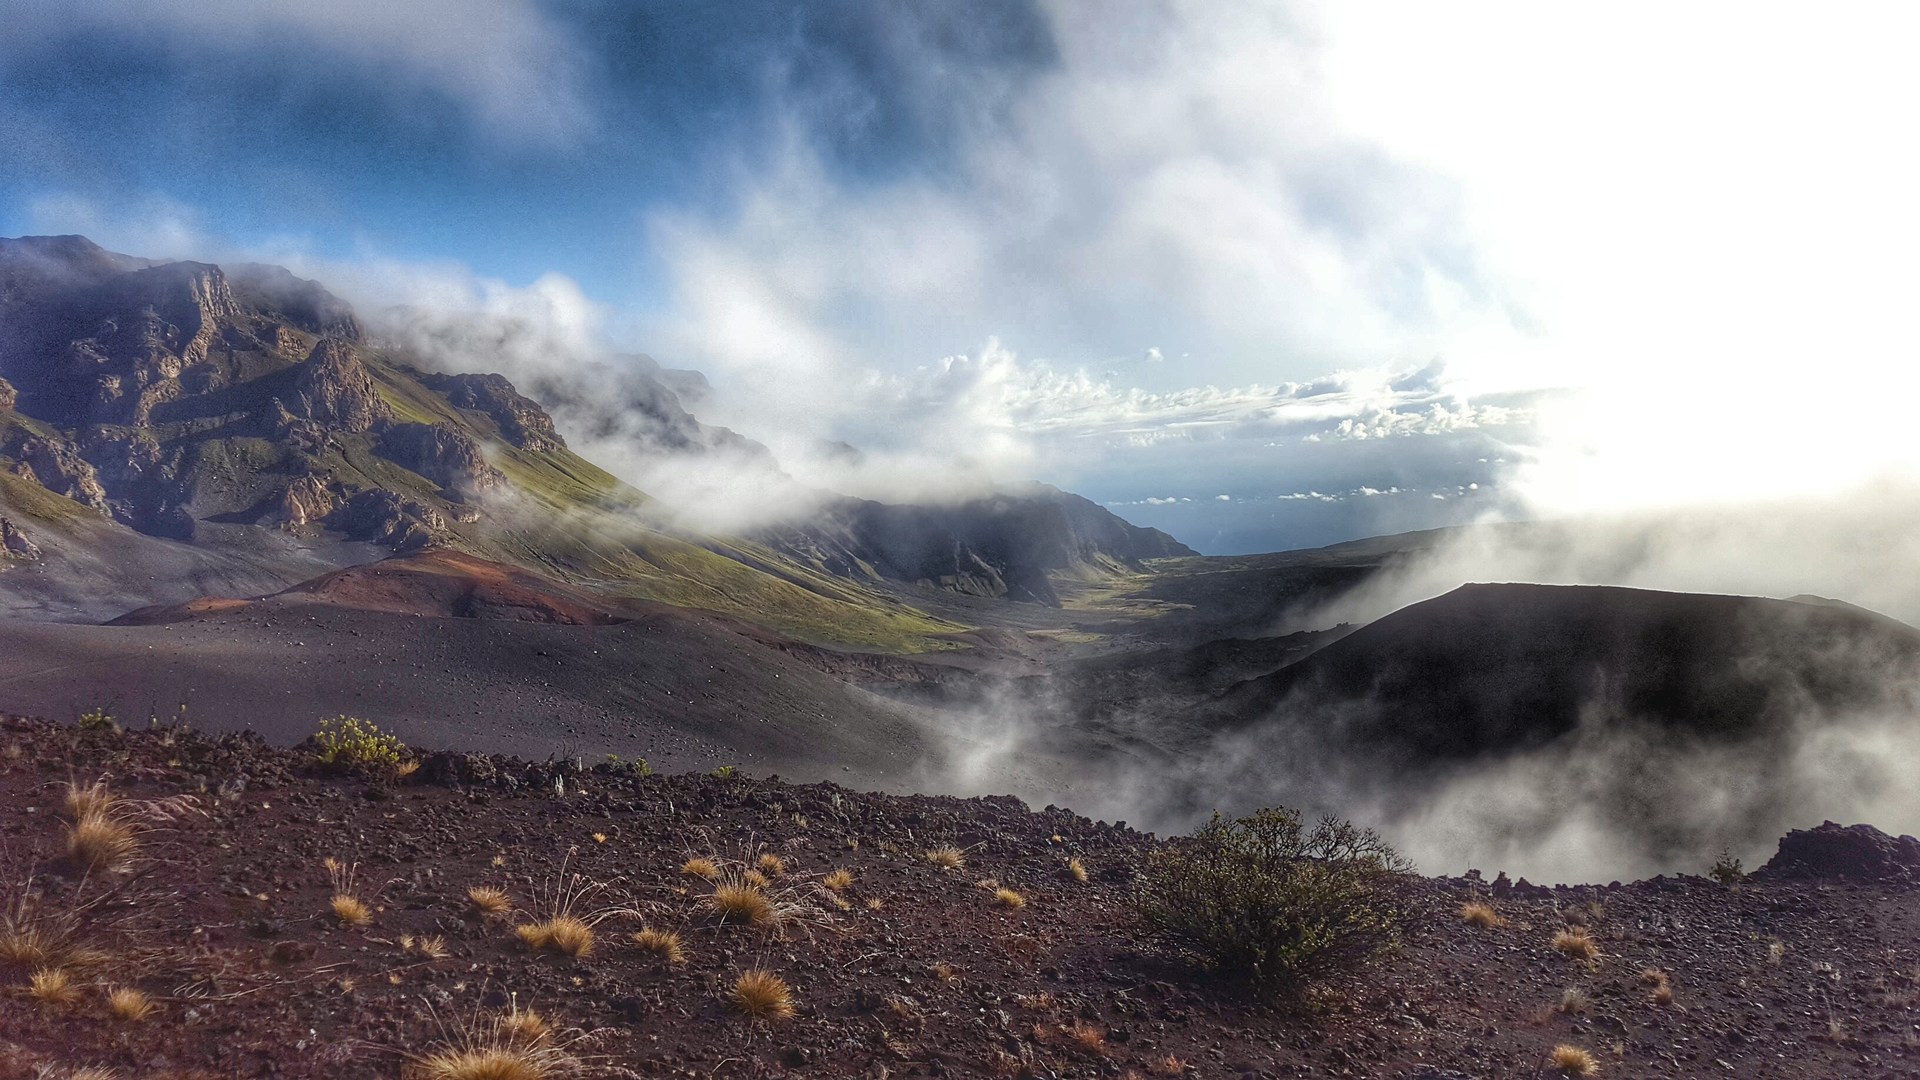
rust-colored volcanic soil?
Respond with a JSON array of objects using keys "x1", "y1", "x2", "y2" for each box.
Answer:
[{"x1": 5, "y1": 715, "x2": 1920, "y2": 1079}]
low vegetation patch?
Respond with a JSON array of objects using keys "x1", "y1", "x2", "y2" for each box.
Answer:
[
  {"x1": 729, "y1": 969, "x2": 795, "y2": 1019},
  {"x1": 1553, "y1": 929, "x2": 1600, "y2": 960},
  {"x1": 1459, "y1": 900, "x2": 1504, "y2": 928},
  {"x1": 312, "y1": 715, "x2": 410, "y2": 776},
  {"x1": 1549, "y1": 1045, "x2": 1599, "y2": 1076},
  {"x1": 1135, "y1": 807, "x2": 1410, "y2": 1000}
]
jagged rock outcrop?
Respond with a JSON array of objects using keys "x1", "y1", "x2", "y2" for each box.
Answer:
[
  {"x1": 377, "y1": 422, "x2": 504, "y2": 499},
  {"x1": 279, "y1": 340, "x2": 391, "y2": 433},
  {"x1": 0, "y1": 517, "x2": 40, "y2": 562},
  {"x1": 270, "y1": 474, "x2": 340, "y2": 530},
  {"x1": 1757, "y1": 821, "x2": 1920, "y2": 884},
  {"x1": 328, "y1": 489, "x2": 450, "y2": 551},
  {"x1": 0, "y1": 377, "x2": 16, "y2": 412},
  {"x1": 419, "y1": 372, "x2": 565, "y2": 452},
  {"x1": 3, "y1": 434, "x2": 109, "y2": 512}
]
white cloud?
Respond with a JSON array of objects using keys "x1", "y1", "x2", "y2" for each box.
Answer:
[{"x1": 3, "y1": 0, "x2": 591, "y2": 143}]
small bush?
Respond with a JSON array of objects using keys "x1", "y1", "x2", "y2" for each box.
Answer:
[
  {"x1": 631, "y1": 927, "x2": 685, "y2": 963},
  {"x1": 1707, "y1": 849, "x2": 1745, "y2": 885},
  {"x1": 710, "y1": 765, "x2": 738, "y2": 779},
  {"x1": 312, "y1": 716, "x2": 409, "y2": 774},
  {"x1": 77, "y1": 708, "x2": 117, "y2": 734},
  {"x1": 822, "y1": 868, "x2": 854, "y2": 892},
  {"x1": 1460, "y1": 900, "x2": 1504, "y2": 928},
  {"x1": 925, "y1": 845, "x2": 966, "y2": 869},
  {"x1": 108, "y1": 986, "x2": 156, "y2": 1021},
  {"x1": 992, "y1": 888, "x2": 1027, "y2": 909},
  {"x1": 1134, "y1": 807, "x2": 1410, "y2": 999},
  {"x1": 468, "y1": 886, "x2": 513, "y2": 916}
]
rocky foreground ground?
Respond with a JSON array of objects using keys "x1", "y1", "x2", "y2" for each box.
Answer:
[{"x1": 3, "y1": 714, "x2": 1919, "y2": 1080}]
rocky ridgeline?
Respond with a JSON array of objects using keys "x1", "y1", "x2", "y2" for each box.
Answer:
[{"x1": 0, "y1": 237, "x2": 570, "y2": 550}]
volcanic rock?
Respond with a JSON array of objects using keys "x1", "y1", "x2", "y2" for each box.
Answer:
[
  {"x1": 280, "y1": 339, "x2": 391, "y2": 433},
  {"x1": 3, "y1": 433, "x2": 109, "y2": 511},
  {"x1": 1757, "y1": 821, "x2": 1920, "y2": 884},
  {"x1": 377, "y1": 422, "x2": 504, "y2": 498},
  {"x1": 0, "y1": 376, "x2": 16, "y2": 412},
  {"x1": 0, "y1": 517, "x2": 39, "y2": 561},
  {"x1": 418, "y1": 372, "x2": 565, "y2": 452}
]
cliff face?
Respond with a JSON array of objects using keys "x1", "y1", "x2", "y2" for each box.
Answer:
[{"x1": 0, "y1": 235, "x2": 560, "y2": 551}]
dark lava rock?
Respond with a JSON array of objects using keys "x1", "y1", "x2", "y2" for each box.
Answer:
[{"x1": 1757, "y1": 821, "x2": 1920, "y2": 884}]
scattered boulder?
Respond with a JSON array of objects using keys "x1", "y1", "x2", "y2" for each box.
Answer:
[
  {"x1": 1756, "y1": 821, "x2": 1920, "y2": 884},
  {"x1": 269, "y1": 474, "x2": 339, "y2": 530},
  {"x1": 0, "y1": 517, "x2": 40, "y2": 561},
  {"x1": 0, "y1": 377, "x2": 16, "y2": 412}
]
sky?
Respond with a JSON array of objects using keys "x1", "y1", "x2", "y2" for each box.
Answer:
[{"x1": 4, "y1": 1, "x2": 1918, "y2": 553}]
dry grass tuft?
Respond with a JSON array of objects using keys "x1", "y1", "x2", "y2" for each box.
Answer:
[
  {"x1": 1548, "y1": 1045, "x2": 1598, "y2": 1076},
  {"x1": 681, "y1": 857, "x2": 719, "y2": 881},
  {"x1": 63, "y1": 780, "x2": 116, "y2": 822},
  {"x1": 865, "y1": 897, "x2": 885, "y2": 911},
  {"x1": 1066, "y1": 857, "x2": 1088, "y2": 883},
  {"x1": 1067, "y1": 1021, "x2": 1106, "y2": 1054},
  {"x1": 408, "y1": 1001, "x2": 583, "y2": 1080},
  {"x1": 925, "y1": 845, "x2": 966, "y2": 869},
  {"x1": 29, "y1": 967, "x2": 81, "y2": 1005},
  {"x1": 1552, "y1": 929, "x2": 1599, "y2": 960},
  {"x1": 742, "y1": 869, "x2": 772, "y2": 889},
  {"x1": 332, "y1": 894, "x2": 372, "y2": 926},
  {"x1": 992, "y1": 888, "x2": 1027, "y2": 909},
  {"x1": 66, "y1": 810, "x2": 136, "y2": 874},
  {"x1": 1558, "y1": 988, "x2": 1588, "y2": 1014},
  {"x1": 1638, "y1": 967, "x2": 1666, "y2": 986},
  {"x1": 630, "y1": 928, "x2": 685, "y2": 964},
  {"x1": 729, "y1": 969, "x2": 795, "y2": 1020},
  {"x1": 1460, "y1": 900, "x2": 1504, "y2": 928},
  {"x1": 756, "y1": 853, "x2": 786, "y2": 877},
  {"x1": 1767, "y1": 941, "x2": 1785, "y2": 966},
  {"x1": 468, "y1": 886, "x2": 513, "y2": 916},
  {"x1": 516, "y1": 916, "x2": 594, "y2": 958},
  {"x1": 496, "y1": 1004, "x2": 550, "y2": 1045},
  {"x1": 707, "y1": 882, "x2": 775, "y2": 929},
  {"x1": 417, "y1": 935, "x2": 450, "y2": 960},
  {"x1": 822, "y1": 868, "x2": 854, "y2": 892},
  {"x1": 1149, "y1": 1054, "x2": 1187, "y2": 1076},
  {"x1": 1651, "y1": 982, "x2": 1673, "y2": 1005},
  {"x1": 108, "y1": 986, "x2": 155, "y2": 1021}
]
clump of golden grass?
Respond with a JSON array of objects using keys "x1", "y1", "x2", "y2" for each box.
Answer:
[
  {"x1": 513, "y1": 849, "x2": 613, "y2": 959},
  {"x1": 327, "y1": 858, "x2": 372, "y2": 926},
  {"x1": 468, "y1": 886, "x2": 513, "y2": 917},
  {"x1": 1558, "y1": 988, "x2": 1588, "y2": 1014},
  {"x1": 865, "y1": 897, "x2": 885, "y2": 911},
  {"x1": 930, "y1": 963, "x2": 956, "y2": 982},
  {"x1": 729, "y1": 969, "x2": 795, "y2": 1019},
  {"x1": 1767, "y1": 941, "x2": 1785, "y2": 966},
  {"x1": 925, "y1": 845, "x2": 965, "y2": 869},
  {"x1": 63, "y1": 780, "x2": 116, "y2": 821},
  {"x1": 681, "y1": 857, "x2": 718, "y2": 880},
  {"x1": 406, "y1": 1001, "x2": 581, "y2": 1080},
  {"x1": 417, "y1": 935, "x2": 450, "y2": 960},
  {"x1": 1460, "y1": 900, "x2": 1504, "y2": 928},
  {"x1": 1548, "y1": 1045, "x2": 1598, "y2": 1076},
  {"x1": 65, "y1": 1070, "x2": 121, "y2": 1080},
  {"x1": 1552, "y1": 929, "x2": 1599, "y2": 960},
  {"x1": 1067, "y1": 1021, "x2": 1106, "y2": 1054},
  {"x1": 29, "y1": 967, "x2": 80, "y2": 1005},
  {"x1": 590, "y1": 833, "x2": 607, "y2": 845},
  {"x1": 756, "y1": 853, "x2": 786, "y2": 877},
  {"x1": 1066, "y1": 857, "x2": 1087, "y2": 883},
  {"x1": 822, "y1": 868, "x2": 854, "y2": 892},
  {"x1": 1651, "y1": 982, "x2": 1673, "y2": 1006},
  {"x1": 65, "y1": 805, "x2": 136, "y2": 874},
  {"x1": 496, "y1": 1004, "x2": 550, "y2": 1045},
  {"x1": 992, "y1": 888, "x2": 1027, "y2": 909},
  {"x1": 631, "y1": 928, "x2": 684, "y2": 963},
  {"x1": 331, "y1": 894, "x2": 372, "y2": 926},
  {"x1": 515, "y1": 915, "x2": 594, "y2": 958},
  {"x1": 1149, "y1": 1054, "x2": 1187, "y2": 1076},
  {"x1": 108, "y1": 986, "x2": 155, "y2": 1021},
  {"x1": 707, "y1": 882, "x2": 774, "y2": 928},
  {"x1": 742, "y1": 869, "x2": 772, "y2": 889}
]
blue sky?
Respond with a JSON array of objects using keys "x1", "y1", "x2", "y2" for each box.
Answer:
[{"x1": 5, "y1": 2, "x2": 1917, "y2": 553}]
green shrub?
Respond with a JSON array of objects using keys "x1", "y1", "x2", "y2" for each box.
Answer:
[
  {"x1": 1707, "y1": 849, "x2": 1745, "y2": 885},
  {"x1": 77, "y1": 708, "x2": 118, "y2": 733},
  {"x1": 1135, "y1": 807, "x2": 1411, "y2": 999},
  {"x1": 711, "y1": 764, "x2": 739, "y2": 779},
  {"x1": 311, "y1": 716, "x2": 408, "y2": 774}
]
